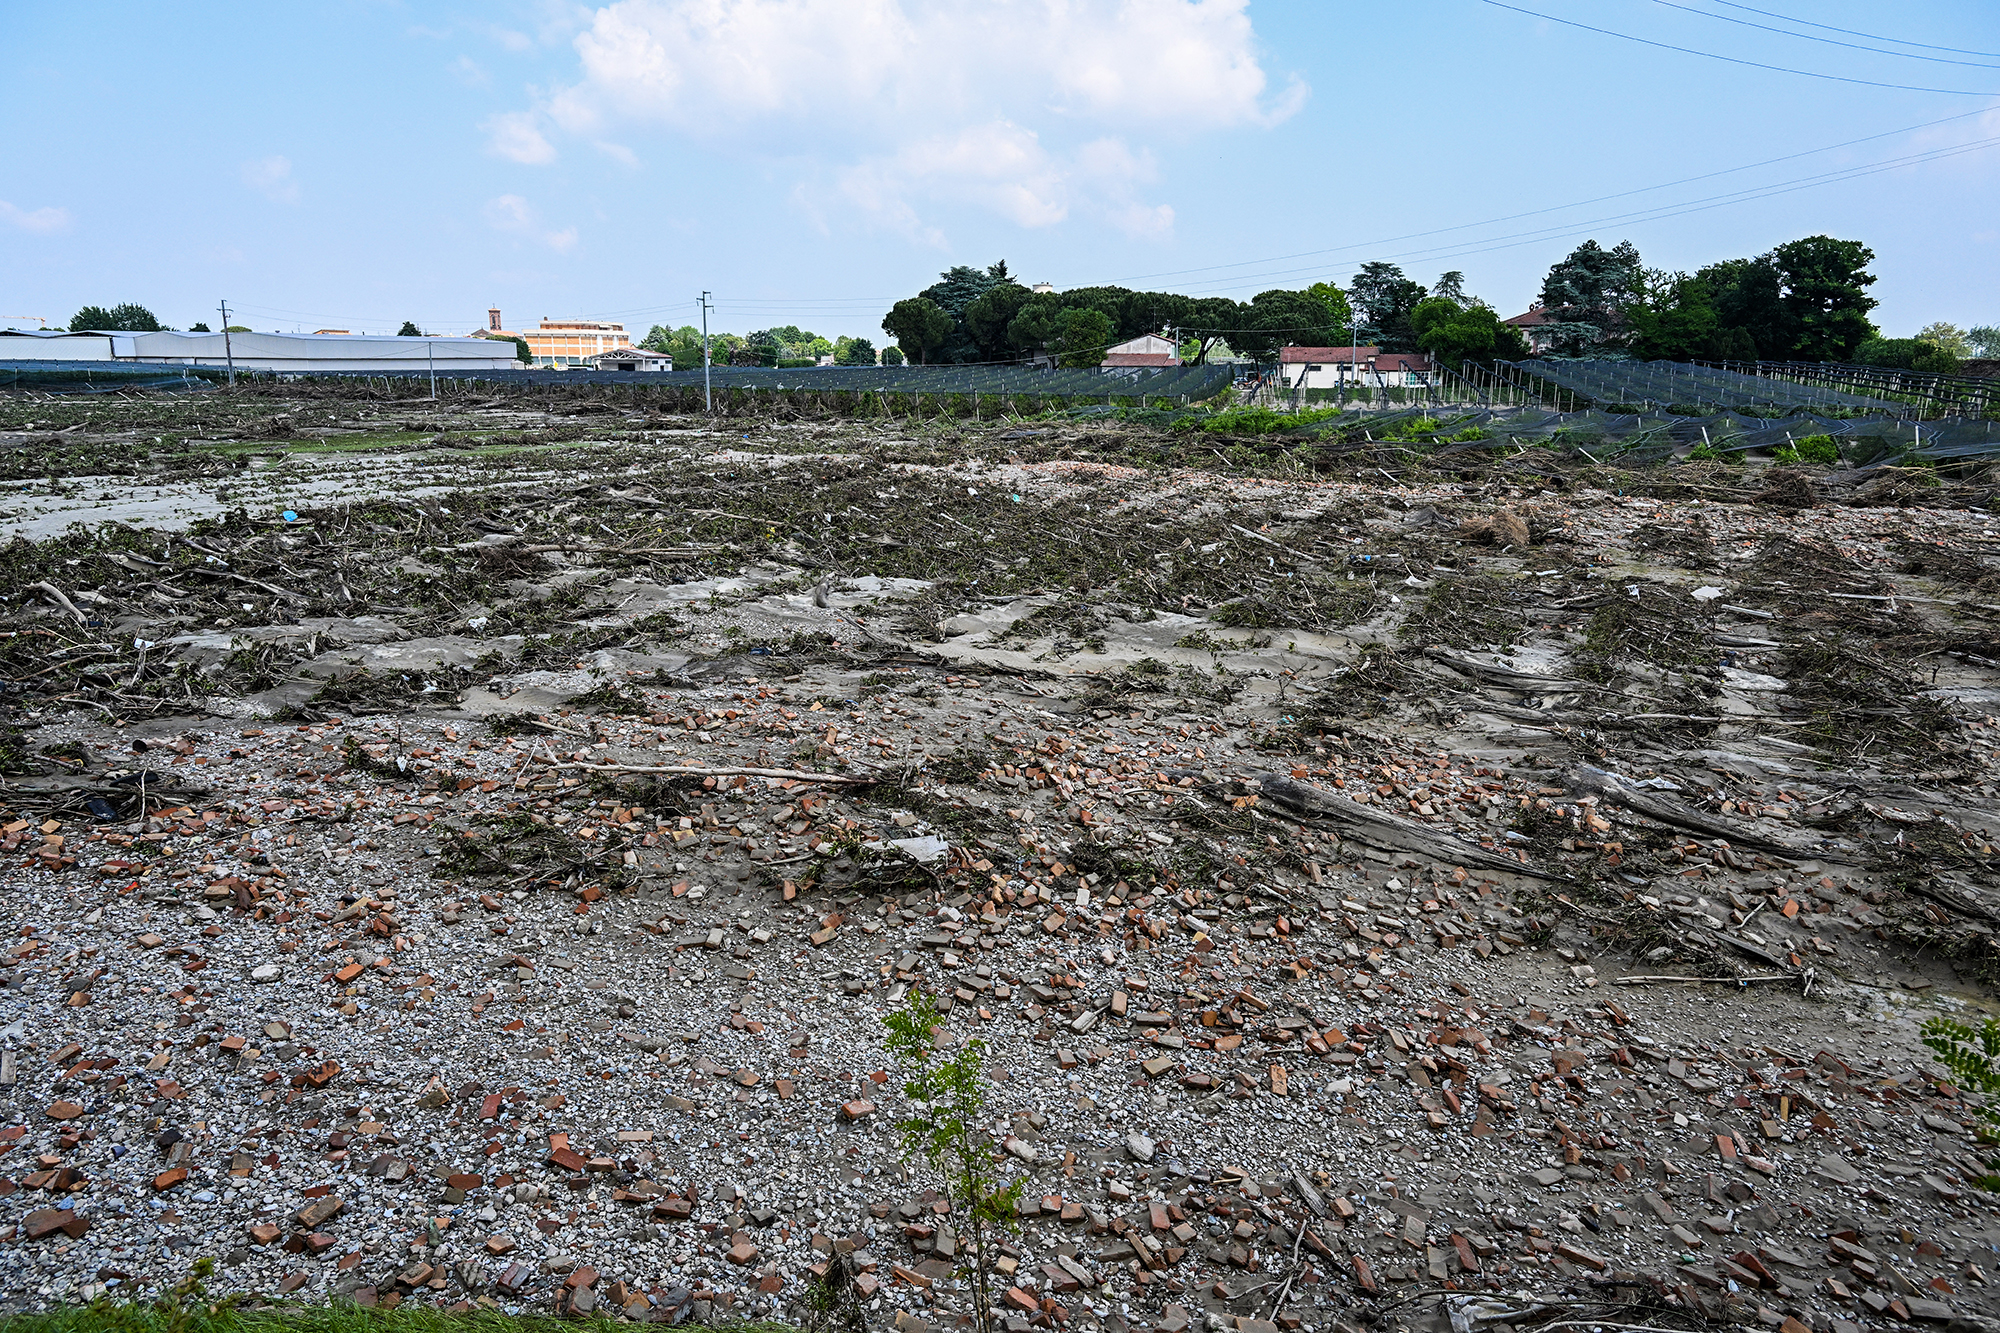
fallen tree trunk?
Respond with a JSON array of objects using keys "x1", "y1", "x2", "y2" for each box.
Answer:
[
  {"x1": 546, "y1": 760, "x2": 881, "y2": 786},
  {"x1": 1564, "y1": 765, "x2": 1857, "y2": 865},
  {"x1": 1247, "y1": 772, "x2": 1560, "y2": 881}
]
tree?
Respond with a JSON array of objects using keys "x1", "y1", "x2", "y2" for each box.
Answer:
[
  {"x1": 1174, "y1": 296, "x2": 1249, "y2": 365},
  {"x1": 1537, "y1": 240, "x2": 1644, "y2": 355},
  {"x1": 396, "y1": 320, "x2": 423, "y2": 337},
  {"x1": 69, "y1": 303, "x2": 162, "y2": 332},
  {"x1": 1624, "y1": 271, "x2": 1725, "y2": 362},
  {"x1": 510, "y1": 336, "x2": 532, "y2": 364},
  {"x1": 647, "y1": 325, "x2": 709, "y2": 369},
  {"x1": 1857, "y1": 336, "x2": 1962, "y2": 374},
  {"x1": 1971, "y1": 326, "x2": 2000, "y2": 358},
  {"x1": 1052, "y1": 307, "x2": 1116, "y2": 368},
  {"x1": 1432, "y1": 271, "x2": 1467, "y2": 304},
  {"x1": 1916, "y1": 322, "x2": 1972, "y2": 359},
  {"x1": 884, "y1": 990, "x2": 1021, "y2": 1333},
  {"x1": 964, "y1": 283, "x2": 1034, "y2": 360},
  {"x1": 1695, "y1": 257, "x2": 1787, "y2": 360},
  {"x1": 882, "y1": 298, "x2": 955, "y2": 365},
  {"x1": 916, "y1": 262, "x2": 1018, "y2": 362},
  {"x1": 1304, "y1": 282, "x2": 1355, "y2": 341},
  {"x1": 835, "y1": 336, "x2": 876, "y2": 366},
  {"x1": 1412, "y1": 297, "x2": 1524, "y2": 368},
  {"x1": 1769, "y1": 235, "x2": 1877, "y2": 361},
  {"x1": 1231, "y1": 289, "x2": 1345, "y2": 362},
  {"x1": 188, "y1": 322, "x2": 211, "y2": 333},
  {"x1": 882, "y1": 345, "x2": 906, "y2": 366},
  {"x1": 1348, "y1": 263, "x2": 1429, "y2": 351}
]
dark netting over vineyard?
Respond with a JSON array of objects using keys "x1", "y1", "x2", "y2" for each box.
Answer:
[
  {"x1": 1719, "y1": 360, "x2": 2000, "y2": 420},
  {"x1": 1231, "y1": 402, "x2": 2000, "y2": 465},
  {"x1": 0, "y1": 359, "x2": 231, "y2": 391},
  {"x1": 5, "y1": 360, "x2": 1233, "y2": 402},
  {"x1": 291, "y1": 362, "x2": 1235, "y2": 401},
  {"x1": 1510, "y1": 359, "x2": 1900, "y2": 415}
]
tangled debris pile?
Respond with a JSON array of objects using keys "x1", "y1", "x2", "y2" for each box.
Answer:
[{"x1": 7, "y1": 384, "x2": 2000, "y2": 1333}]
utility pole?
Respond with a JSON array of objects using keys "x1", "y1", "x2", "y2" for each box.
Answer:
[
  {"x1": 700, "y1": 291, "x2": 714, "y2": 412},
  {"x1": 1348, "y1": 313, "x2": 1357, "y2": 405},
  {"x1": 427, "y1": 339, "x2": 436, "y2": 401},
  {"x1": 218, "y1": 300, "x2": 236, "y2": 386}
]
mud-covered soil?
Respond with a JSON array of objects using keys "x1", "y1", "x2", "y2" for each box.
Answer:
[{"x1": 8, "y1": 384, "x2": 2000, "y2": 1333}]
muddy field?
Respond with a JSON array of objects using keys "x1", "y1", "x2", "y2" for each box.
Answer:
[{"x1": 7, "y1": 383, "x2": 2000, "y2": 1333}]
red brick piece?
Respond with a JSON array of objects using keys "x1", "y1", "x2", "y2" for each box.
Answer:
[
  {"x1": 1004, "y1": 1287, "x2": 1042, "y2": 1314},
  {"x1": 23, "y1": 1208, "x2": 89, "y2": 1240}
]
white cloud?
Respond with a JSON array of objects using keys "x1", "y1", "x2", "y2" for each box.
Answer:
[
  {"x1": 483, "y1": 194, "x2": 580, "y2": 252},
  {"x1": 451, "y1": 55, "x2": 491, "y2": 87},
  {"x1": 240, "y1": 156, "x2": 300, "y2": 204},
  {"x1": 834, "y1": 122, "x2": 1174, "y2": 244},
  {"x1": 507, "y1": 0, "x2": 1302, "y2": 237},
  {"x1": 483, "y1": 111, "x2": 558, "y2": 164},
  {"x1": 0, "y1": 200, "x2": 70, "y2": 234},
  {"x1": 593, "y1": 140, "x2": 640, "y2": 169}
]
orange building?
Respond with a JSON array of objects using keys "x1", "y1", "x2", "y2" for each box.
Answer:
[{"x1": 485, "y1": 308, "x2": 630, "y2": 368}]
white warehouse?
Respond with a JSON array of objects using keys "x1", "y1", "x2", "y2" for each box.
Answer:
[{"x1": 0, "y1": 329, "x2": 520, "y2": 373}]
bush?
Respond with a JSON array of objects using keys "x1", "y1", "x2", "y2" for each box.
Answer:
[
  {"x1": 1773, "y1": 433, "x2": 1840, "y2": 465},
  {"x1": 1856, "y1": 336, "x2": 1963, "y2": 373}
]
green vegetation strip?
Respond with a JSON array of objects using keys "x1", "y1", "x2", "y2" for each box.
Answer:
[{"x1": 0, "y1": 1299, "x2": 796, "y2": 1333}]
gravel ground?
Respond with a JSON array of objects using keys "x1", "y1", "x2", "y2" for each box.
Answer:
[{"x1": 8, "y1": 393, "x2": 2000, "y2": 1333}]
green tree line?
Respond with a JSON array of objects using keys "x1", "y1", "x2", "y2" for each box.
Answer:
[
  {"x1": 871, "y1": 260, "x2": 1535, "y2": 370},
  {"x1": 635, "y1": 324, "x2": 893, "y2": 369}
]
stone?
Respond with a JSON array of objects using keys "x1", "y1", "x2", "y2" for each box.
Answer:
[
  {"x1": 23, "y1": 1208, "x2": 89, "y2": 1240},
  {"x1": 1126, "y1": 1132, "x2": 1156, "y2": 1162},
  {"x1": 295, "y1": 1196, "x2": 344, "y2": 1228}
]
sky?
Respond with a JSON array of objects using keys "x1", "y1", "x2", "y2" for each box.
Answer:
[{"x1": 4, "y1": 0, "x2": 1999, "y2": 343}]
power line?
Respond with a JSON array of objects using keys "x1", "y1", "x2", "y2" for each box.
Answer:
[
  {"x1": 1646, "y1": 0, "x2": 2000, "y2": 69},
  {"x1": 1710, "y1": 0, "x2": 2000, "y2": 60},
  {"x1": 1108, "y1": 103, "x2": 2000, "y2": 288},
  {"x1": 1479, "y1": 0, "x2": 2000, "y2": 95},
  {"x1": 1152, "y1": 134, "x2": 2000, "y2": 296}
]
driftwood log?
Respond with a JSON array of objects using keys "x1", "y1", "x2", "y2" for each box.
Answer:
[{"x1": 1247, "y1": 772, "x2": 1558, "y2": 881}]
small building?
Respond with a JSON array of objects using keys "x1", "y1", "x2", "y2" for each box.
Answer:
[
  {"x1": 588, "y1": 346, "x2": 674, "y2": 372},
  {"x1": 1503, "y1": 306, "x2": 1557, "y2": 355},
  {"x1": 1277, "y1": 345, "x2": 1433, "y2": 389},
  {"x1": 1101, "y1": 334, "x2": 1179, "y2": 368},
  {"x1": 483, "y1": 308, "x2": 631, "y2": 368}
]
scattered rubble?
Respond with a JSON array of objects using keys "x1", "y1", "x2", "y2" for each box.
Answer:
[{"x1": 5, "y1": 384, "x2": 2000, "y2": 1332}]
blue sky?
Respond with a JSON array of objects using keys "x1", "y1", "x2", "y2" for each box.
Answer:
[{"x1": 4, "y1": 0, "x2": 1997, "y2": 342}]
